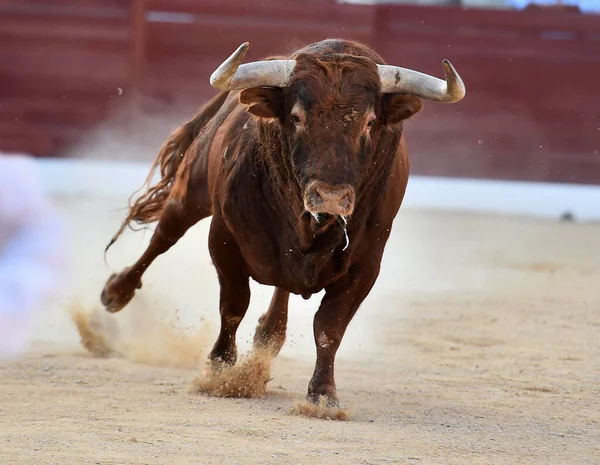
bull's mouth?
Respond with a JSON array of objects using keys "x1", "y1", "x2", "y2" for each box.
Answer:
[
  {"x1": 310, "y1": 212, "x2": 338, "y2": 229},
  {"x1": 304, "y1": 212, "x2": 351, "y2": 251},
  {"x1": 306, "y1": 212, "x2": 336, "y2": 232},
  {"x1": 301, "y1": 181, "x2": 355, "y2": 250},
  {"x1": 313, "y1": 212, "x2": 332, "y2": 223}
]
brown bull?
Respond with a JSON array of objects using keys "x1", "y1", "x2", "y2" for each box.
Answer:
[{"x1": 100, "y1": 39, "x2": 465, "y2": 407}]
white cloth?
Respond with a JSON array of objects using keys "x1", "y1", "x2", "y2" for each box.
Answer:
[{"x1": 0, "y1": 154, "x2": 66, "y2": 359}]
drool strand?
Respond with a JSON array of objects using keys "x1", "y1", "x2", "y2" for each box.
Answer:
[{"x1": 338, "y1": 216, "x2": 350, "y2": 251}]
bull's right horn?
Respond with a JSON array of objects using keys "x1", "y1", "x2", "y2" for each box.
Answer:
[
  {"x1": 210, "y1": 42, "x2": 296, "y2": 91},
  {"x1": 377, "y1": 60, "x2": 466, "y2": 103}
]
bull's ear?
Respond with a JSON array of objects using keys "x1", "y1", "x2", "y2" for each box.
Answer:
[
  {"x1": 239, "y1": 87, "x2": 284, "y2": 119},
  {"x1": 382, "y1": 94, "x2": 422, "y2": 125}
]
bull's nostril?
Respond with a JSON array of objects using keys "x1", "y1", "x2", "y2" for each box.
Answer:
[{"x1": 314, "y1": 187, "x2": 326, "y2": 199}]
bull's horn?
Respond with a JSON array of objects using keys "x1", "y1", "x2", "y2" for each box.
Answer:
[
  {"x1": 377, "y1": 60, "x2": 466, "y2": 103},
  {"x1": 210, "y1": 42, "x2": 296, "y2": 90}
]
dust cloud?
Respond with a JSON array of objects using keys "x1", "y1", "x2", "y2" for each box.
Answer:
[
  {"x1": 70, "y1": 300, "x2": 278, "y2": 401},
  {"x1": 188, "y1": 348, "x2": 274, "y2": 398},
  {"x1": 291, "y1": 398, "x2": 351, "y2": 421},
  {"x1": 70, "y1": 305, "x2": 116, "y2": 358},
  {"x1": 69, "y1": 303, "x2": 213, "y2": 369},
  {"x1": 71, "y1": 302, "x2": 354, "y2": 421}
]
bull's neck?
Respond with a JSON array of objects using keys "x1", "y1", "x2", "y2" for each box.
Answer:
[
  {"x1": 256, "y1": 129, "x2": 326, "y2": 251},
  {"x1": 256, "y1": 125, "x2": 302, "y2": 211}
]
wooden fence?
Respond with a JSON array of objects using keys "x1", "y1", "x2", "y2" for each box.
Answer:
[{"x1": 1, "y1": 0, "x2": 599, "y2": 183}]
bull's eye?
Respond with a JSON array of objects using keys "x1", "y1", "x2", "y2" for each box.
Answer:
[
  {"x1": 291, "y1": 114, "x2": 302, "y2": 124},
  {"x1": 367, "y1": 119, "x2": 377, "y2": 128}
]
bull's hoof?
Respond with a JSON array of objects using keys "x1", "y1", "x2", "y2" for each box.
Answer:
[
  {"x1": 100, "y1": 270, "x2": 141, "y2": 313},
  {"x1": 208, "y1": 355, "x2": 236, "y2": 375},
  {"x1": 208, "y1": 345, "x2": 238, "y2": 373},
  {"x1": 307, "y1": 385, "x2": 340, "y2": 409}
]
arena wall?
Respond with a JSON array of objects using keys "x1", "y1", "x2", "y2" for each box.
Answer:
[{"x1": 1, "y1": 0, "x2": 599, "y2": 184}]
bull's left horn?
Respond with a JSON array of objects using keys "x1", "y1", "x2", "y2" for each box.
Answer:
[
  {"x1": 377, "y1": 60, "x2": 466, "y2": 103},
  {"x1": 210, "y1": 42, "x2": 296, "y2": 90}
]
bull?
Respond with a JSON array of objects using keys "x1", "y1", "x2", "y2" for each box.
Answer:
[{"x1": 100, "y1": 39, "x2": 465, "y2": 407}]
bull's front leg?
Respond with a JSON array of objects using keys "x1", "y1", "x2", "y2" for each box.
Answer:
[
  {"x1": 307, "y1": 264, "x2": 380, "y2": 408},
  {"x1": 207, "y1": 216, "x2": 251, "y2": 369}
]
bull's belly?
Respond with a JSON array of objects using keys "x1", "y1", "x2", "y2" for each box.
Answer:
[
  {"x1": 249, "y1": 271, "x2": 337, "y2": 298},
  {"x1": 249, "y1": 271, "x2": 328, "y2": 297},
  {"x1": 242, "y1": 249, "x2": 346, "y2": 297}
]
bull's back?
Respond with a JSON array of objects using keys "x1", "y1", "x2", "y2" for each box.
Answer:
[
  {"x1": 185, "y1": 91, "x2": 243, "y2": 209},
  {"x1": 206, "y1": 94, "x2": 258, "y2": 207},
  {"x1": 206, "y1": 92, "x2": 250, "y2": 199}
]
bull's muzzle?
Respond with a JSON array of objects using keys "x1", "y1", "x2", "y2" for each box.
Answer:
[{"x1": 304, "y1": 181, "x2": 355, "y2": 217}]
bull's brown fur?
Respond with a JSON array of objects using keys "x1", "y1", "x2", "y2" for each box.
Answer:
[{"x1": 99, "y1": 39, "x2": 433, "y2": 408}]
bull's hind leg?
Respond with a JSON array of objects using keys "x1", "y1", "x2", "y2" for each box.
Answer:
[
  {"x1": 101, "y1": 192, "x2": 210, "y2": 313},
  {"x1": 253, "y1": 288, "x2": 290, "y2": 357}
]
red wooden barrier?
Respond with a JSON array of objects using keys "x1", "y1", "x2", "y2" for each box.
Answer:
[
  {"x1": 0, "y1": 0, "x2": 598, "y2": 184},
  {"x1": 371, "y1": 4, "x2": 600, "y2": 183},
  {"x1": 0, "y1": 0, "x2": 133, "y2": 154},
  {"x1": 140, "y1": 0, "x2": 374, "y2": 110}
]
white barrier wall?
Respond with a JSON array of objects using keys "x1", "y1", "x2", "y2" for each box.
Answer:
[{"x1": 35, "y1": 157, "x2": 600, "y2": 221}]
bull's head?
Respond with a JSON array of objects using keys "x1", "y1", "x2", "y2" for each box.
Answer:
[{"x1": 210, "y1": 41, "x2": 465, "y2": 221}]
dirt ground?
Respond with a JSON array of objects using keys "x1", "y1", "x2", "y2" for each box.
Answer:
[{"x1": 1, "y1": 195, "x2": 599, "y2": 464}]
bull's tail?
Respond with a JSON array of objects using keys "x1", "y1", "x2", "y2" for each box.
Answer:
[{"x1": 105, "y1": 91, "x2": 229, "y2": 254}]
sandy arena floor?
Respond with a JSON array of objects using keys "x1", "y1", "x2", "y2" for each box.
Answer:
[{"x1": 1, "y1": 194, "x2": 599, "y2": 464}]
